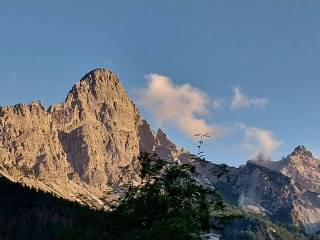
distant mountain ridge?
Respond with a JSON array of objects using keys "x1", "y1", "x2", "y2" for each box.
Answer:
[
  {"x1": 211, "y1": 145, "x2": 320, "y2": 234},
  {"x1": 246, "y1": 145, "x2": 320, "y2": 234},
  {"x1": 1, "y1": 68, "x2": 320, "y2": 235}
]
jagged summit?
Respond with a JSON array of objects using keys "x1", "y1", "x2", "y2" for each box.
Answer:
[
  {"x1": 0, "y1": 100, "x2": 46, "y2": 115},
  {"x1": 80, "y1": 68, "x2": 114, "y2": 80},
  {"x1": 80, "y1": 68, "x2": 119, "y2": 83},
  {"x1": 291, "y1": 145, "x2": 313, "y2": 157},
  {"x1": 0, "y1": 68, "x2": 187, "y2": 208},
  {"x1": 65, "y1": 68, "x2": 123, "y2": 103}
]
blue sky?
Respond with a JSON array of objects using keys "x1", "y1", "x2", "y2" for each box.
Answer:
[{"x1": 1, "y1": 1, "x2": 320, "y2": 166}]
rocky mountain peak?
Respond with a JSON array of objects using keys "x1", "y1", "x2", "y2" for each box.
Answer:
[
  {"x1": 291, "y1": 145, "x2": 313, "y2": 158},
  {"x1": 78, "y1": 68, "x2": 120, "y2": 93},
  {"x1": 64, "y1": 68, "x2": 125, "y2": 105},
  {"x1": 0, "y1": 68, "x2": 189, "y2": 208},
  {"x1": 80, "y1": 68, "x2": 114, "y2": 80},
  {"x1": 156, "y1": 129, "x2": 172, "y2": 145}
]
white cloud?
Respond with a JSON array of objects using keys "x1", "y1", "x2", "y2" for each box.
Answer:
[
  {"x1": 137, "y1": 74, "x2": 220, "y2": 138},
  {"x1": 136, "y1": 74, "x2": 280, "y2": 160},
  {"x1": 230, "y1": 87, "x2": 268, "y2": 110},
  {"x1": 238, "y1": 123, "x2": 281, "y2": 158}
]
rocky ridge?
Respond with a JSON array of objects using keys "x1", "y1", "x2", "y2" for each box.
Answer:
[
  {"x1": 0, "y1": 68, "x2": 186, "y2": 208},
  {"x1": 268, "y1": 145, "x2": 320, "y2": 234},
  {"x1": 227, "y1": 145, "x2": 320, "y2": 234},
  {"x1": 1, "y1": 69, "x2": 320, "y2": 234}
]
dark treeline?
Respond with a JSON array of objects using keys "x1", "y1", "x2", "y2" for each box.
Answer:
[
  {"x1": 0, "y1": 176, "x2": 107, "y2": 240},
  {"x1": 0, "y1": 152, "x2": 315, "y2": 240}
]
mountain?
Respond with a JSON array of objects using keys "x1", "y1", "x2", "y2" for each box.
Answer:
[
  {"x1": 0, "y1": 68, "x2": 186, "y2": 208},
  {"x1": 270, "y1": 145, "x2": 320, "y2": 194},
  {"x1": 1, "y1": 68, "x2": 320, "y2": 236},
  {"x1": 218, "y1": 145, "x2": 320, "y2": 234},
  {"x1": 268, "y1": 145, "x2": 320, "y2": 234}
]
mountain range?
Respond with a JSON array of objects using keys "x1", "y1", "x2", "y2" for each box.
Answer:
[{"x1": 0, "y1": 68, "x2": 320, "y2": 236}]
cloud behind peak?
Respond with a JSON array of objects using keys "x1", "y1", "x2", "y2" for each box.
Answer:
[
  {"x1": 238, "y1": 123, "x2": 282, "y2": 158},
  {"x1": 137, "y1": 74, "x2": 218, "y2": 138}
]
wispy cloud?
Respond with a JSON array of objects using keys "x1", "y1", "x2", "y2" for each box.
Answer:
[
  {"x1": 136, "y1": 74, "x2": 280, "y2": 160},
  {"x1": 137, "y1": 74, "x2": 222, "y2": 138},
  {"x1": 238, "y1": 123, "x2": 281, "y2": 158},
  {"x1": 230, "y1": 87, "x2": 268, "y2": 110}
]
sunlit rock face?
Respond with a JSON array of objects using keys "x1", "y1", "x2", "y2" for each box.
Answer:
[
  {"x1": 1, "y1": 68, "x2": 320, "y2": 234},
  {"x1": 0, "y1": 68, "x2": 186, "y2": 208}
]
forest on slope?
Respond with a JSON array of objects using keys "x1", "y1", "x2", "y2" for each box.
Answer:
[{"x1": 0, "y1": 152, "x2": 313, "y2": 240}]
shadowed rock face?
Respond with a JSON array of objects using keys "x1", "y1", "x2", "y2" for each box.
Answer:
[
  {"x1": 0, "y1": 68, "x2": 186, "y2": 208},
  {"x1": 269, "y1": 145, "x2": 320, "y2": 234},
  {"x1": 215, "y1": 145, "x2": 320, "y2": 235},
  {"x1": 272, "y1": 145, "x2": 320, "y2": 193},
  {"x1": 217, "y1": 163, "x2": 295, "y2": 222}
]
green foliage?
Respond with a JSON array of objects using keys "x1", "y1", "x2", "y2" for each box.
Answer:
[
  {"x1": 105, "y1": 152, "x2": 224, "y2": 239},
  {"x1": 0, "y1": 152, "x2": 315, "y2": 240},
  {"x1": 0, "y1": 152, "x2": 222, "y2": 240},
  {"x1": 218, "y1": 212, "x2": 309, "y2": 240}
]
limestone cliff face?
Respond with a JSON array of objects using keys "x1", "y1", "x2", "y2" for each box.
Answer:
[
  {"x1": 138, "y1": 120, "x2": 185, "y2": 163},
  {"x1": 0, "y1": 68, "x2": 186, "y2": 208},
  {"x1": 271, "y1": 145, "x2": 320, "y2": 194},
  {"x1": 0, "y1": 101, "x2": 70, "y2": 182},
  {"x1": 49, "y1": 69, "x2": 142, "y2": 190},
  {"x1": 215, "y1": 145, "x2": 320, "y2": 234},
  {"x1": 269, "y1": 146, "x2": 320, "y2": 234}
]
